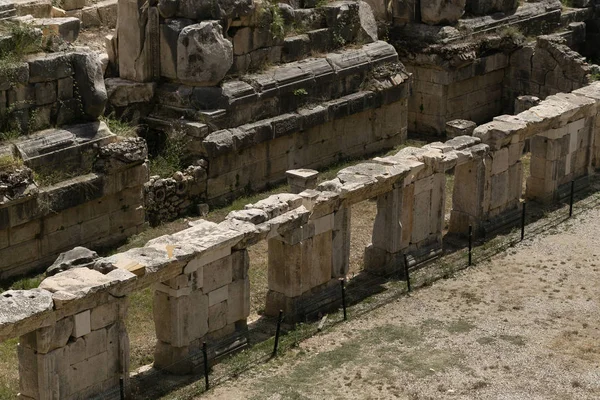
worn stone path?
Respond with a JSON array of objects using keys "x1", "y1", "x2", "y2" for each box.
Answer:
[{"x1": 198, "y1": 207, "x2": 600, "y2": 400}]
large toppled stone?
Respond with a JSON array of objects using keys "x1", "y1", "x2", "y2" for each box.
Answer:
[
  {"x1": 177, "y1": 21, "x2": 233, "y2": 86},
  {"x1": 71, "y1": 49, "x2": 108, "y2": 118},
  {"x1": 45, "y1": 247, "x2": 99, "y2": 277}
]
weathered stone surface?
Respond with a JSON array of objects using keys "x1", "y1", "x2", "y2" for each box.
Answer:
[
  {"x1": 105, "y1": 78, "x2": 155, "y2": 107},
  {"x1": 421, "y1": 0, "x2": 465, "y2": 25},
  {"x1": 39, "y1": 268, "x2": 116, "y2": 299},
  {"x1": 177, "y1": 21, "x2": 233, "y2": 86},
  {"x1": 0, "y1": 289, "x2": 54, "y2": 340},
  {"x1": 446, "y1": 119, "x2": 476, "y2": 138},
  {"x1": 357, "y1": 1, "x2": 377, "y2": 43},
  {"x1": 71, "y1": 50, "x2": 108, "y2": 119},
  {"x1": 46, "y1": 246, "x2": 99, "y2": 277}
]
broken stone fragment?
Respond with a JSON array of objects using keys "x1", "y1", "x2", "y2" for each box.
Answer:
[
  {"x1": 45, "y1": 246, "x2": 100, "y2": 277},
  {"x1": 177, "y1": 21, "x2": 233, "y2": 86},
  {"x1": 71, "y1": 49, "x2": 108, "y2": 119}
]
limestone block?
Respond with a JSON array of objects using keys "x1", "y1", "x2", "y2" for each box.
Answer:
[
  {"x1": 184, "y1": 245, "x2": 231, "y2": 274},
  {"x1": 177, "y1": 21, "x2": 233, "y2": 86},
  {"x1": 84, "y1": 328, "x2": 107, "y2": 358},
  {"x1": 227, "y1": 279, "x2": 250, "y2": 324},
  {"x1": 81, "y1": 6, "x2": 101, "y2": 27},
  {"x1": 446, "y1": 119, "x2": 476, "y2": 138},
  {"x1": 208, "y1": 300, "x2": 227, "y2": 332},
  {"x1": 508, "y1": 161, "x2": 522, "y2": 204},
  {"x1": 61, "y1": 0, "x2": 85, "y2": 10},
  {"x1": 357, "y1": 1, "x2": 378, "y2": 43},
  {"x1": 90, "y1": 301, "x2": 118, "y2": 330},
  {"x1": 159, "y1": 19, "x2": 193, "y2": 79},
  {"x1": 310, "y1": 213, "x2": 334, "y2": 236},
  {"x1": 153, "y1": 290, "x2": 208, "y2": 346},
  {"x1": 268, "y1": 237, "x2": 307, "y2": 298},
  {"x1": 508, "y1": 141, "x2": 524, "y2": 165},
  {"x1": 332, "y1": 206, "x2": 350, "y2": 278},
  {"x1": 105, "y1": 78, "x2": 155, "y2": 107},
  {"x1": 96, "y1": 0, "x2": 117, "y2": 28},
  {"x1": 400, "y1": 182, "x2": 414, "y2": 248},
  {"x1": 35, "y1": 17, "x2": 80, "y2": 42},
  {"x1": 69, "y1": 351, "x2": 108, "y2": 394},
  {"x1": 421, "y1": 0, "x2": 465, "y2": 25},
  {"x1": 73, "y1": 310, "x2": 91, "y2": 338},
  {"x1": 71, "y1": 50, "x2": 107, "y2": 119},
  {"x1": 118, "y1": 0, "x2": 159, "y2": 81},
  {"x1": 412, "y1": 189, "x2": 431, "y2": 243},
  {"x1": 286, "y1": 169, "x2": 319, "y2": 194},
  {"x1": 208, "y1": 285, "x2": 228, "y2": 307},
  {"x1": 491, "y1": 147, "x2": 509, "y2": 175},
  {"x1": 490, "y1": 170, "x2": 509, "y2": 210},
  {"x1": 430, "y1": 173, "x2": 445, "y2": 234},
  {"x1": 20, "y1": 316, "x2": 73, "y2": 354},
  {"x1": 371, "y1": 187, "x2": 403, "y2": 254},
  {"x1": 308, "y1": 231, "x2": 333, "y2": 289},
  {"x1": 57, "y1": 76, "x2": 73, "y2": 99},
  {"x1": 202, "y1": 254, "x2": 233, "y2": 293}
]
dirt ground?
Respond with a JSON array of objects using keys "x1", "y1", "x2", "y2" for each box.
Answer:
[{"x1": 200, "y1": 206, "x2": 600, "y2": 400}]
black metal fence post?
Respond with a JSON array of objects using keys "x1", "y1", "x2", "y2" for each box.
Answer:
[
  {"x1": 569, "y1": 180, "x2": 575, "y2": 217},
  {"x1": 403, "y1": 253, "x2": 411, "y2": 293},
  {"x1": 340, "y1": 278, "x2": 347, "y2": 321},
  {"x1": 272, "y1": 310, "x2": 283, "y2": 358},
  {"x1": 119, "y1": 377, "x2": 125, "y2": 400},
  {"x1": 468, "y1": 225, "x2": 473, "y2": 266},
  {"x1": 202, "y1": 342, "x2": 209, "y2": 391},
  {"x1": 521, "y1": 202, "x2": 526, "y2": 241}
]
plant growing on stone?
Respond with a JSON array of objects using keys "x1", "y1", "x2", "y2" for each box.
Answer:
[
  {"x1": 269, "y1": 2, "x2": 286, "y2": 40},
  {"x1": 149, "y1": 133, "x2": 188, "y2": 178},
  {"x1": 100, "y1": 114, "x2": 139, "y2": 137}
]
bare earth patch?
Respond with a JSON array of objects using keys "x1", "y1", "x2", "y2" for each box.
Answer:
[{"x1": 200, "y1": 207, "x2": 600, "y2": 400}]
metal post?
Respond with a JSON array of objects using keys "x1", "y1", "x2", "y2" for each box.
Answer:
[
  {"x1": 520, "y1": 202, "x2": 526, "y2": 241},
  {"x1": 403, "y1": 253, "x2": 411, "y2": 293},
  {"x1": 119, "y1": 377, "x2": 125, "y2": 400},
  {"x1": 272, "y1": 310, "x2": 283, "y2": 358},
  {"x1": 202, "y1": 342, "x2": 209, "y2": 391},
  {"x1": 468, "y1": 225, "x2": 473, "y2": 266},
  {"x1": 340, "y1": 278, "x2": 347, "y2": 321},
  {"x1": 569, "y1": 180, "x2": 575, "y2": 218}
]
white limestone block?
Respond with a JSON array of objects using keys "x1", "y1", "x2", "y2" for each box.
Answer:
[{"x1": 72, "y1": 310, "x2": 91, "y2": 338}]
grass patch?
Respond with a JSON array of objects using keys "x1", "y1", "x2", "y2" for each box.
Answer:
[{"x1": 100, "y1": 114, "x2": 138, "y2": 137}]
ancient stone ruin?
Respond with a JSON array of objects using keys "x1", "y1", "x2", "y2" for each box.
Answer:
[{"x1": 0, "y1": 0, "x2": 600, "y2": 395}]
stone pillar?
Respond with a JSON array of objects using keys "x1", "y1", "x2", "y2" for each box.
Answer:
[
  {"x1": 364, "y1": 186, "x2": 404, "y2": 274},
  {"x1": 117, "y1": 0, "x2": 159, "y2": 82},
  {"x1": 153, "y1": 249, "x2": 250, "y2": 374},
  {"x1": 527, "y1": 118, "x2": 592, "y2": 202},
  {"x1": 266, "y1": 209, "x2": 344, "y2": 321},
  {"x1": 18, "y1": 298, "x2": 129, "y2": 399},
  {"x1": 448, "y1": 153, "x2": 490, "y2": 235}
]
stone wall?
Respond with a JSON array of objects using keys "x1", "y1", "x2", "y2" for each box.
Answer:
[
  {"x1": 406, "y1": 52, "x2": 508, "y2": 135},
  {"x1": 2, "y1": 80, "x2": 600, "y2": 397},
  {"x1": 504, "y1": 32, "x2": 591, "y2": 114},
  {"x1": 0, "y1": 134, "x2": 148, "y2": 279},
  {"x1": 1, "y1": 50, "x2": 106, "y2": 134},
  {"x1": 144, "y1": 164, "x2": 207, "y2": 225}
]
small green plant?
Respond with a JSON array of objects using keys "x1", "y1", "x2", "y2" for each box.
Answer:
[
  {"x1": 269, "y1": 2, "x2": 286, "y2": 40},
  {"x1": 0, "y1": 130, "x2": 20, "y2": 143},
  {"x1": 293, "y1": 88, "x2": 308, "y2": 96},
  {"x1": 100, "y1": 114, "x2": 138, "y2": 137},
  {"x1": 498, "y1": 26, "x2": 525, "y2": 46},
  {"x1": 0, "y1": 154, "x2": 22, "y2": 172},
  {"x1": 148, "y1": 134, "x2": 188, "y2": 178}
]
